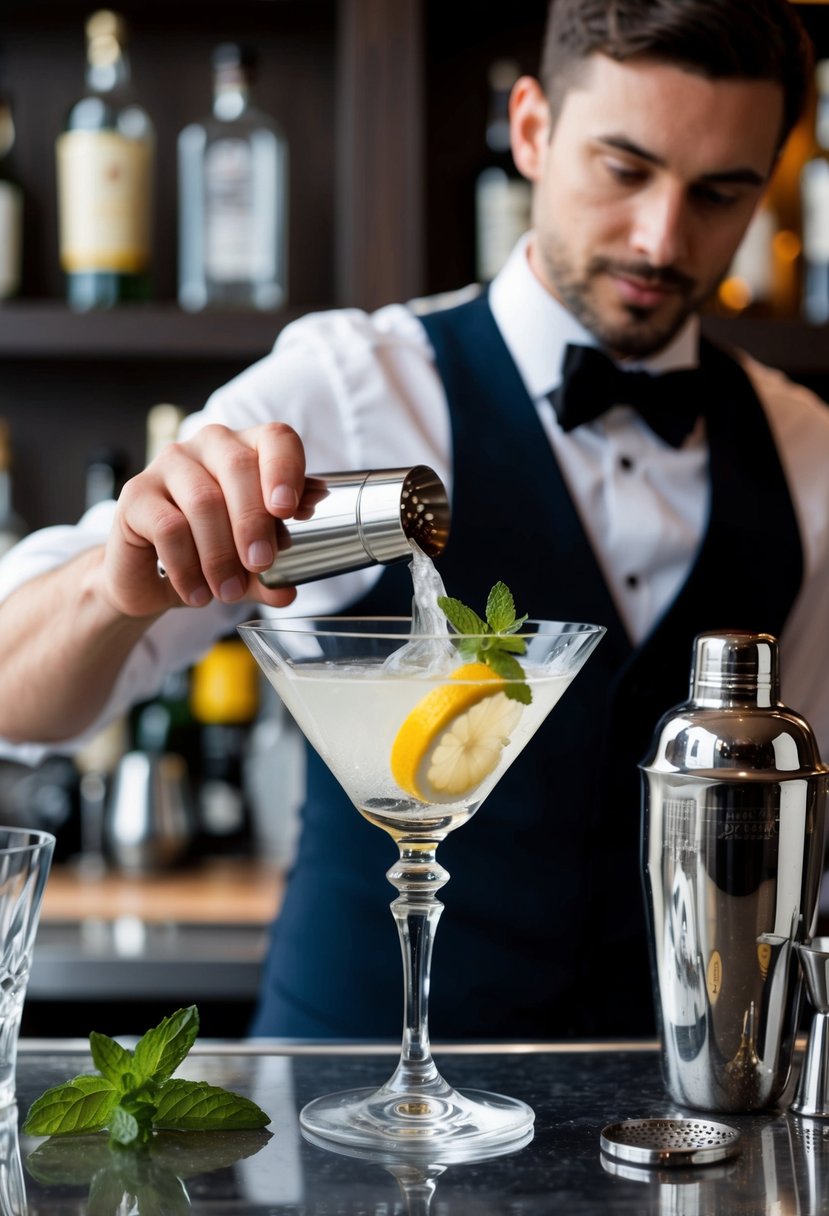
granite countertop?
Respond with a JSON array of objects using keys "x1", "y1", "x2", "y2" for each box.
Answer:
[{"x1": 8, "y1": 1039, "x2": 821, "y2": 1214}]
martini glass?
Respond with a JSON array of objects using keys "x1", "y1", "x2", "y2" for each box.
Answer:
[{"x1": 238, "y1": 615, "x2": 604, "y2": 1157}]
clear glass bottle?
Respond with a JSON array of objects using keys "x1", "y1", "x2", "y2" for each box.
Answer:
[
  {"x1": 56, "y1": 10, "x2": 154, "y2": 311},
  {"x1": 0, "y1": 419, "x2": 27, "y2": 559},
  {"x1": 178, "y1": 43, "x2": 289, "y2": 312},
  {"x1": 474, "y1": 59, "x2": 532, "y2": 283},
  {"x1": 84, "y1": 446, "x2": 129, "y2": 510},
  {"x1": 802, "y1": 60, "x2": 829, "y2": 324},
  {"x1": 0, "y1": 96, "x2": 23, "y2": 301}
]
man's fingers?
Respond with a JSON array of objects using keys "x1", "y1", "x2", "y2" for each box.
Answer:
[
  {"x1": 109, "y1": 423, "x2": 307, "y2": 615},
  {"x1": 254, "y1": 422, "x2": 306, "y2": 519}
]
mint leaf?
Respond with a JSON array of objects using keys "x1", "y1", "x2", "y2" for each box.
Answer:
[
  {"x1": 439, "y1": 583, "x2": 532, "y2": 703},
  {"x1": 24, "y1": 1004, "x2": 271, "y2": 1146},
  {"x1": 437, "y1": 596, "x2": 488, "y2": 637},
  {"x1": 485, "y1": 582, "x2": 515, "y2": 632},
  {"x1": 485, "y1": 634, "x2": 526, "y2": 655},
  {"x1": 154, "y1": 1080, "x2": 270, "y2": 1131},
  {"x1": 89, "y1": 1033, "x2": 134, "y2": 1087},
  {"x1": 23, "y1": 1075, "x2": 118, "y2": 1136},
  {"x1": 486, "y1": 650, "x2": 533, "y2": 702},
  {"x1": 109, "y1": 1105, "x2": 142, "y2": 1147},
  {"x1": 133, "y1": 1005, "x2": 199, "y2": 1083}
]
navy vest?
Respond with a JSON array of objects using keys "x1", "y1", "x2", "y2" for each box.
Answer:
[{"x1": 251, "y1": 292, "x2": 803, "y2": 1040}]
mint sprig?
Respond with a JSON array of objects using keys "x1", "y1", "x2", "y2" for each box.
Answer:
[
  {"x1": 438, "y1": 581, "x2": 532, "y2": 704},
  {"x1": 23, "y1": 1006, "x2": 269, "y2": 1146}
]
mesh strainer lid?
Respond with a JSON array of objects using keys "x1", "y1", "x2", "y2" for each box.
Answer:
[{"x1": 600, "y1": 1118, "x2": 741, "y2": 1167}]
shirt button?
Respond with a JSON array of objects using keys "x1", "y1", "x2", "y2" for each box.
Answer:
[
  {"x1": 625, "y1": 574, "x2": 639, "y2": 589},
  {"x1": 619, "y1": 455, "x2": 635, "y2": 472}
]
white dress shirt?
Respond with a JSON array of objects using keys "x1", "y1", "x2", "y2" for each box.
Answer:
[{"x1": 3, "y1": 234, "x2": 829, "y2": 761}]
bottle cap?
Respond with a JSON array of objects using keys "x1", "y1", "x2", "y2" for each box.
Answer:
[
  {"x1": 191, "y1": 640, "x2": 260, "y2": 725},
  {"x1": 86, "y1": 10, "x2": 127, "y2": 68}
]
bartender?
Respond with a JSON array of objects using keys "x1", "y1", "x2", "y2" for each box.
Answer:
[{"x1": 0, "y1": 0, "x2": 825, "y2": 1039}]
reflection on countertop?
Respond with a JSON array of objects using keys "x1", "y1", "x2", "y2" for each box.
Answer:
[{"x1": 11, "y1": 1039, "x2": 827, "y2": 1215}]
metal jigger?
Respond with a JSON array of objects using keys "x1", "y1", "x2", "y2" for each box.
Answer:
[
  {"x1": 258, "y1": 466, "x2": 450, "y2": 588},
  {"x1": 791, "y1": 938, "x2": 829, "y2": 1117}
]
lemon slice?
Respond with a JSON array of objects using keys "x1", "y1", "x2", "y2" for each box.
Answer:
[{"x1": 390, "y1": 662, "x2": 524, "y2": 803}]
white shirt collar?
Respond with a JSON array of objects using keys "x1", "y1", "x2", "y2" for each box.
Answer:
[{"x1": 488, "y1": 233, "x2": 700, "y2": 401}]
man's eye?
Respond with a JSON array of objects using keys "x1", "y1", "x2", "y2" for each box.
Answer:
[
  {"x1": 604, "y1": 160, "x2": 645, "y2": 184},
  {"x1": 692, "y1": 184, "x2": 739, "y2": 208}
]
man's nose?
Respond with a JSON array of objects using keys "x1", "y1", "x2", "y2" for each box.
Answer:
[{"x1": 629, "y1": 185, "x2": 689, "y2": 267}]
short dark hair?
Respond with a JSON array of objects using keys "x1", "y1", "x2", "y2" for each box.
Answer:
[{"x1": 540, "y1": 0, "x2": 813, "y2": 149}]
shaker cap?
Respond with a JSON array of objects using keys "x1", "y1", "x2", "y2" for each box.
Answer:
[
  {"x1": 691, "y1": 631, "x2": 779, "y2": 706},
  {"x1": 641, "y1": 629, "x2": 828, "y2": 779}
]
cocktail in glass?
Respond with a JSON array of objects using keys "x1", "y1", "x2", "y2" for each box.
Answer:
[{"x1": 239, "y1": 615, "x2": 604, "y2": 1158}]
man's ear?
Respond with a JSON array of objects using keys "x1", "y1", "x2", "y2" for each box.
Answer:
[{"x1": 510, "y1": 76, "x2": 551, "y2": 182}]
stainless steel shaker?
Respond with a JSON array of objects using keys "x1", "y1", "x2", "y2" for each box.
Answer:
[
  {"x1": 641, "y1": 631, "x2": 828, "y2": 1113},
  {"x1": 259, "y1": 466, "x2": 451, "y2": 588}
]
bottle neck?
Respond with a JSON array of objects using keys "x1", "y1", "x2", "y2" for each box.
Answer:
[
  {"x1": 0, "y1": 469, "x2": 12, "y2": 522},
  {"x1": 816, "y1": 95, "x2": 829, "y2": 152},
  {"x1": 86, "y1": 48, "x2": 131, "y2": 96},
  {"x1": 213, "y1": 80, "x2": 251, "y2": 122}
]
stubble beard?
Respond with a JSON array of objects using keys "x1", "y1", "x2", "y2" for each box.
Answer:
[{"x1": 537, "y1": 234, "x2": 712, "y2": 359}]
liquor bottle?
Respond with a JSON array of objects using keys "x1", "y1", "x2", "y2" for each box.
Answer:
[
  {"x1": 716, "y1": 199, "x2": 777, "y2": 315},
  {"x1": 177, "y1": 43, "x2": 288, "y2": 312},
  {"x1": 189, "y1": 638, "x2": 260, "y2": 855},
  {"x1": 84, "y1": 445, "x2": 129, "y2": 510},
  {"x1": 145, "y1": 402, "x2": 185, "y2": 464},
  {"x1": 474, "y1": 59, "x2": 532, "y2": 283},
  {"x1": 0, "y1": 419, "x2": 26, "y2": 559},
  {"x1": 802, "y1": 60, "x2": 829, "y2": 324},
  {"x1": 0, "y1": 96, "x2": 23, "y2": 300},
  {"x1": 56, "y1": 10, "x2": 154, "y2": 311}
]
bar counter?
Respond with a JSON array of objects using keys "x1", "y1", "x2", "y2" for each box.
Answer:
[{"x1": 9, "y1": 1038, "x2": 820, "y2": 1213}]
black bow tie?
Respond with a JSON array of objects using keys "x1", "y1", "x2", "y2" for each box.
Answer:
[{"x1": 552, "y1": 344, "x2": 702, "y2": 448}]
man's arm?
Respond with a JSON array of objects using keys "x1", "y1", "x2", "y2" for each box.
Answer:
[{"x1": 0, "y1": 421, "x2": 307, "y2": 744}]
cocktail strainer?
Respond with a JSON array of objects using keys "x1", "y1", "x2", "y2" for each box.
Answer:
[{"x1": 600, "y1": 1118, "x2": 741, "y2": 1167}]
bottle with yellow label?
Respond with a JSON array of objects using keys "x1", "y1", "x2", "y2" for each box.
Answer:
[
  {"x1": 190, "y1": 638, "x2": 260, "y2": 856},
  {"x1": 56, "y1": 10, "x2": 154, "y2": 310}
]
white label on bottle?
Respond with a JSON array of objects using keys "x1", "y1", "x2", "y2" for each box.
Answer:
[
  {"x1": 475, "y1": 168, "x2": 532, "y2": 282},
  {"x1": 56, "y1": 129, "x2": 152, "y2": 272},
  {"x1": 802, "y1": 160, "x2": 829, "y2": 263},
  {"x1": 204, "y1": 138, "x2": 262, "y2": 281},
  {"x1": 0, "y1": 181, "x2": 22, "y2": 299}
]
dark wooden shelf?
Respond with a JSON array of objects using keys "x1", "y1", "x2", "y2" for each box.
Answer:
[
  {"x1": 0, "y1": 301, "x2": 326, "y2": 361},
  {"x1": 1, "y1": 302, "x2": 827, "y2": 376}
]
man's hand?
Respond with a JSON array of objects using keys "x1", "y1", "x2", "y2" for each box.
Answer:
[{"x1": 100, "y1": 422, "x2": 307, "y2": 617}]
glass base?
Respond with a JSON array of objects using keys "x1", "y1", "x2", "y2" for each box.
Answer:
[{"x1": 299, "y1": 1082, "x2": 534, "y2": 1161}]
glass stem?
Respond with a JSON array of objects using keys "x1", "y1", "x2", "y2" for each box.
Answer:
[{"x1": 385, "y1": 843, "x2": 450, "y2": 1093}]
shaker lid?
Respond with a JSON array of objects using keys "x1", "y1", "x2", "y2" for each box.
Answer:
[
  {"x1": 690, "y1": 631, "x2": 778, "y2": 706},
  {"x1": 640, "y1": 630, "x2": 829, "y2": 779}
]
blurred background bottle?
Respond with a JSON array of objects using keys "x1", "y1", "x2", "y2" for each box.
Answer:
[
  {"x1": 474, "y1": 59, "x2": 531, "y2": 283},
  {"x1": 802, "y1": 59, "x2": 829, "y2": 325},
  {"x1": 0, "y1": 419, "x2": 27, "y2": 559},
  {"x1": 84, "y1": 445, "x2": 129, "y2": 511},
  {"x1": 56, "y1": 9, "x2": 154, "y2": 311},
  {"x1": 178, "y1": 43, "x2": 288, "y2": 312},
  {"x1": 717, "y1": 200, "x2": 777, "y2": 317},
  {"x1": 0, "y1": 95, "x2": 23, "y2": 300},
  {"x1": 146, "y1": 401, "x2": 185, "y2": 463},
  {"x1": 190, "y1": 638, "x2": 259, "y2": 856}
]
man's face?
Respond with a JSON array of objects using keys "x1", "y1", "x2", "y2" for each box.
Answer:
[{"x1": 522, "y1": 55, "x2": 784, "y2": 357}]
